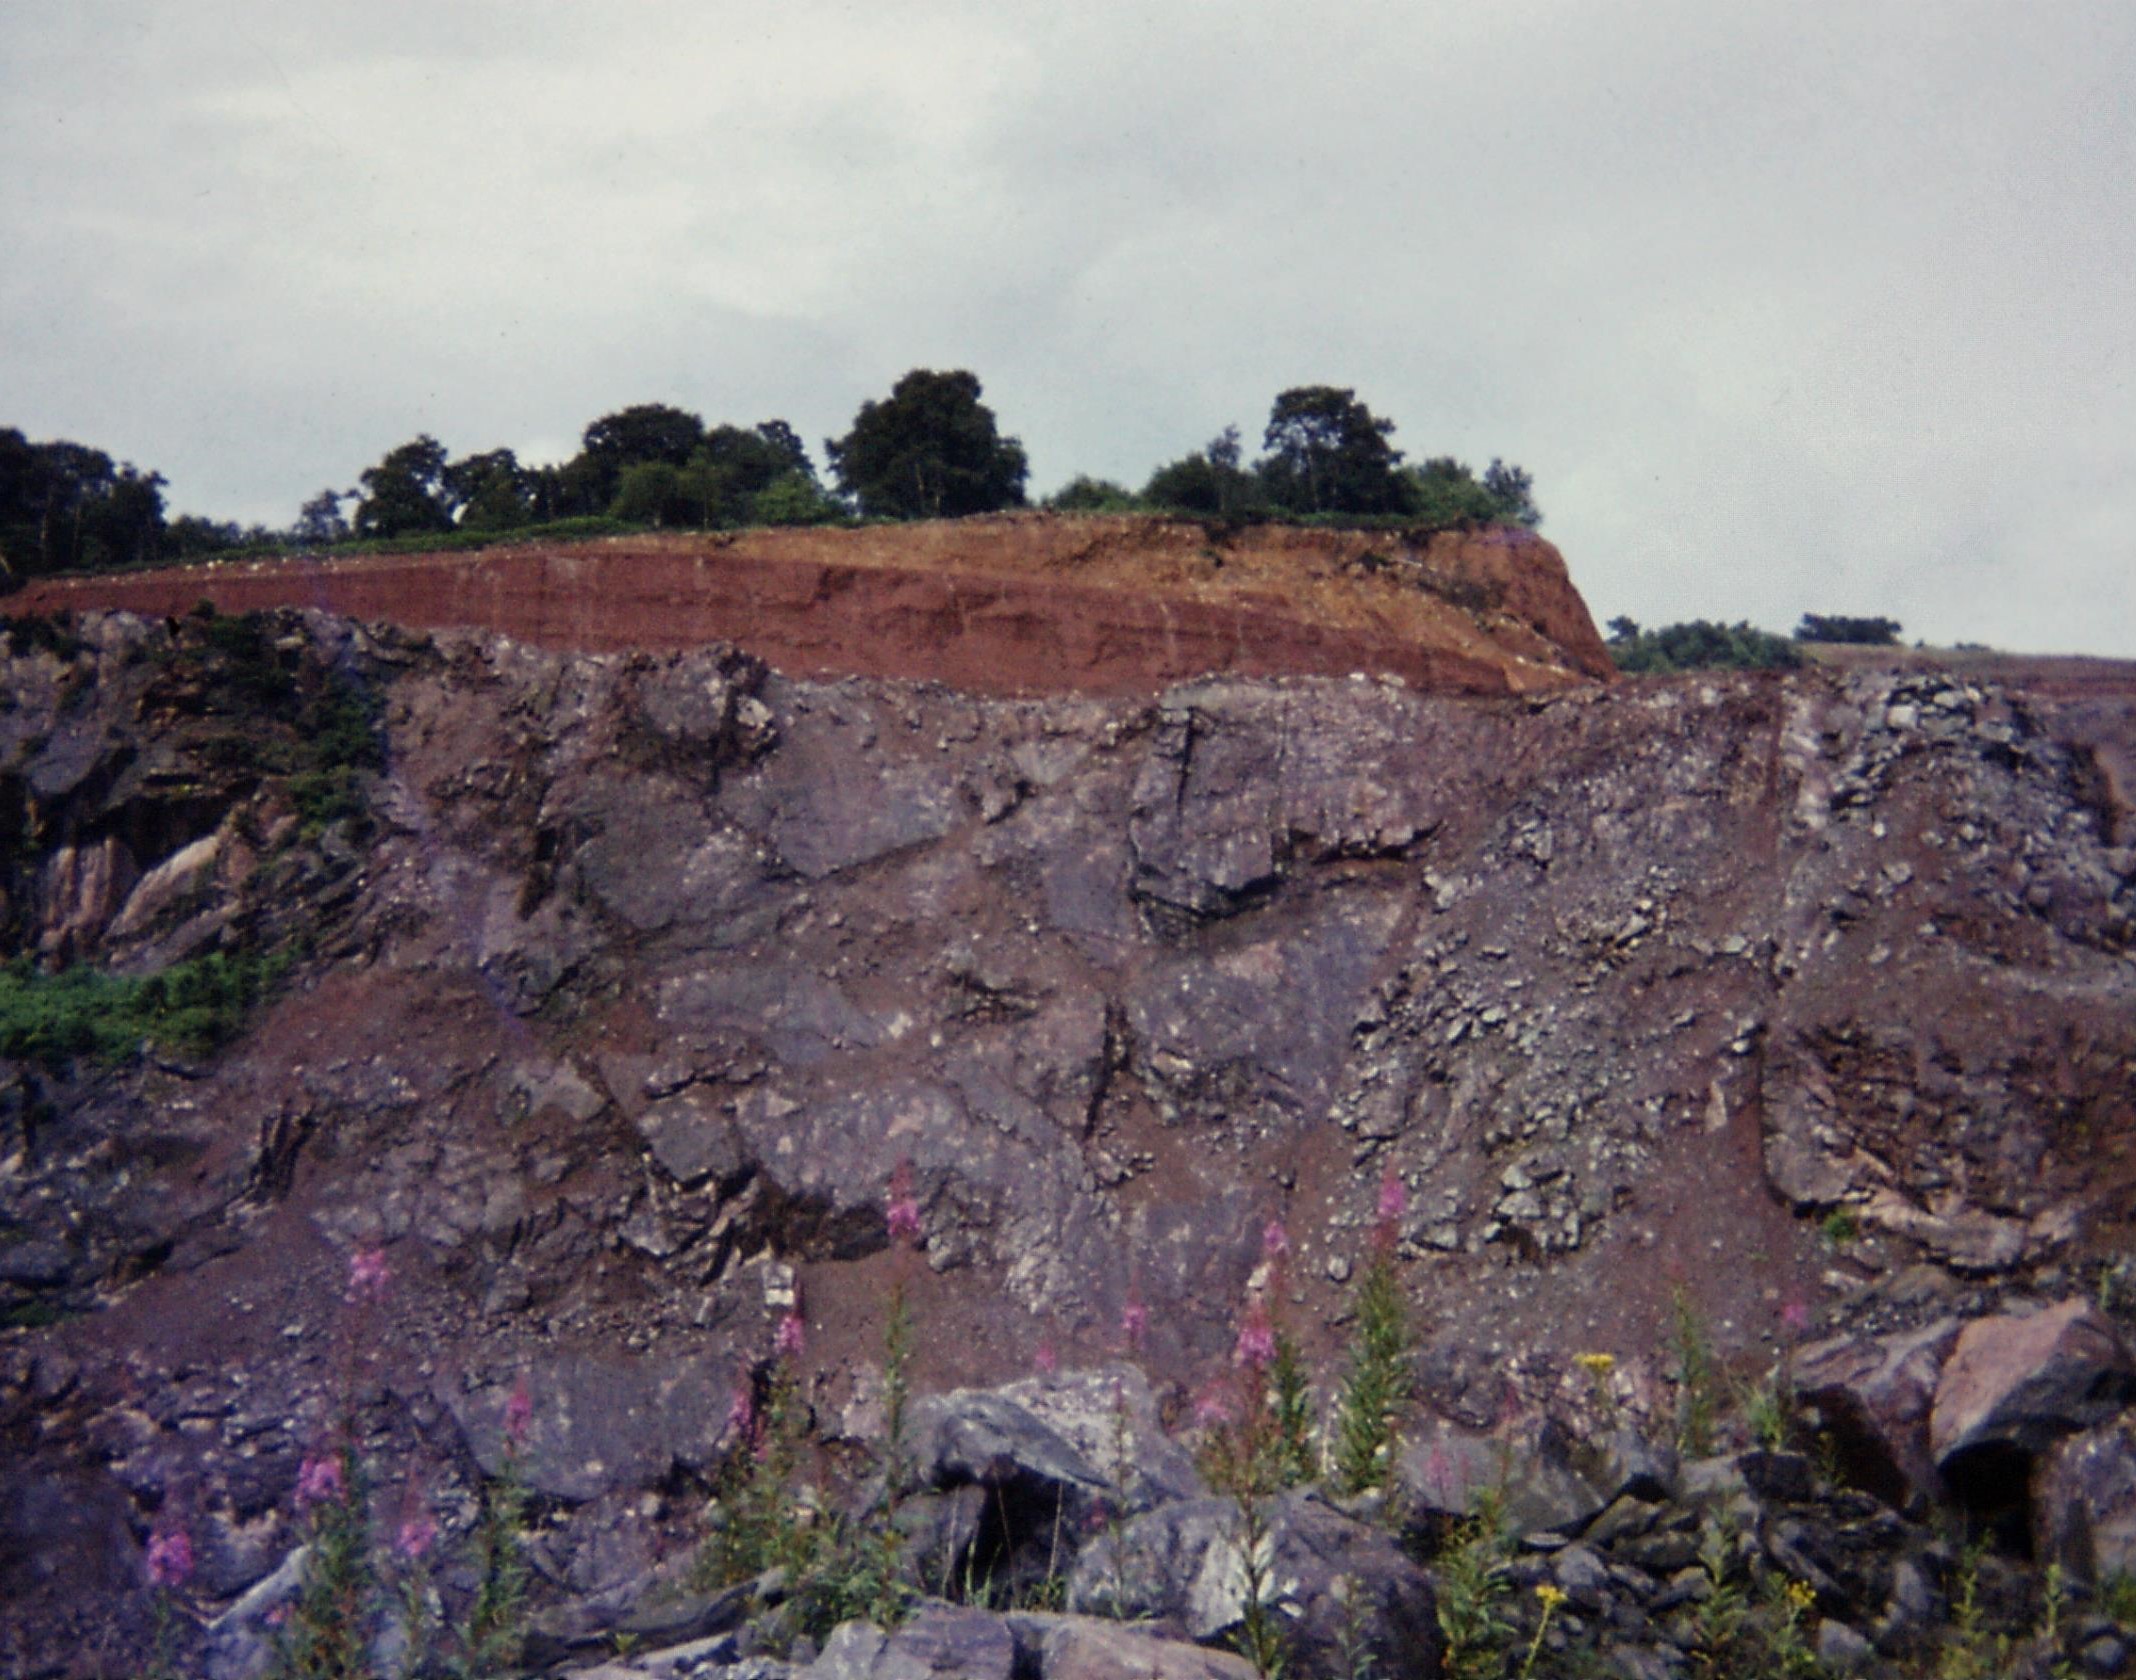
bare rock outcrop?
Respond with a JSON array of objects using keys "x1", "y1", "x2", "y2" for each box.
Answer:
[{"x1": 0, "y1": 607, "x2": 2130, "y2": 1673}]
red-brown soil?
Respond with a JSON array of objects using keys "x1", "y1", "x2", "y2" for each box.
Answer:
[{"x1": 7, "y1": 514, "x2": 1613, "y2": 698}]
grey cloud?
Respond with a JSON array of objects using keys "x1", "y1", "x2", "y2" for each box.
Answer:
[{"x1": 2, "y1": 0, "x2": 2130, "y2": 653}]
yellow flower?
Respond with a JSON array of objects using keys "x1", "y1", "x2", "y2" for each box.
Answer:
[
  {"x1": 1573, "y1": 1352, "x2": 1616, "y2": 1379},
  {"x1": 1784, "y1": 1579, "x2": 1816, "y2": 1613},
  {"x1": 1535, "y1": 1584, "x2": 1567, "y2": 1611}
]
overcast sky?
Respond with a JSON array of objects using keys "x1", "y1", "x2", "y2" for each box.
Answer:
[{"x1": 4, "y1": 2, "x2": 2131, "y2": 654}]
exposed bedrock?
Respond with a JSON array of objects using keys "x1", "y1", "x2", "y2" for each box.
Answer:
[{"x1": 0, "y1": 611, "x2": 2130, "y2": 1670}]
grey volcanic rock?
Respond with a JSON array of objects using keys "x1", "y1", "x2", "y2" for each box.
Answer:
[
  {"x1": 1067, "y1": 1491, "x2": 1438, "y2": 1680},
  {"x1": 1795, "y1": 1318, "x2": 1964, "y2": 1510},
  {"x1": 2037, "y1": 1415, "x2": 2136, "y2": 1582},
  {"x1": 1930, "y1": 1300, "x2": 2136, "y2": 1469},
  {"x1": 803, "y1": 1606, "x2": 1017, "y2": 1680},
  {"x1": 0, "y1": 611, "x2": 2131, "y2": 1670}
]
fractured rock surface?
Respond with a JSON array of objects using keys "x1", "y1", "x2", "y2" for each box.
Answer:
[{"x1": 0, "y1": 609, "x2": 2130, "y2": 1670}]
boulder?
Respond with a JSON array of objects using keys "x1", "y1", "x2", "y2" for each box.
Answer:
[
  {"x1": 2036, "y1": 1415, "x2": 2136, "y2": 1582},
  {"x1": 1022, "y1": 1614, "x2": 1260, "y2": 1680},
  {"x1": 1066, "y1": 1491, "x2": 1439, "y2": 1680},
  {"x1": 1396, "y1": 1418, "x2": 1509, "y2": 1527},
  {"x1": 1793, "y1": 1318, "x2": 1962, "y2": 1510},
  {"x1": 903, "y1": 1383, "x2": 1117, "y2": 1599},
  {"x1": 443, "y1": 1351, "x2": 742, "y2": 1504},
  {"x1": 907, "y1": 1387, "x2": 1113, "y2": 1507},
  {"x1": 802, "y1": 1605, "x2": 1017, "y2": 1680},
  {"x1": 1930, "y1": 1301, "x2": 2136, "y2": 1470},
  {"x1": 993, "y1": 1366, "x2": 1204, "y2": 1511}
]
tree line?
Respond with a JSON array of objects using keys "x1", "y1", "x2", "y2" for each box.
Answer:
[
  {"x1": 1605, "y1": 613, "x2": 1906, "y2": 674},
  {"x1": 2, "y1": 372, "x2": 1542, "y2": 581}
]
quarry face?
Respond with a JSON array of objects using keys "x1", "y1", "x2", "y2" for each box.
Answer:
[{"x1": 0, "y1": 581, "x2": 2131, "y2": 1671}]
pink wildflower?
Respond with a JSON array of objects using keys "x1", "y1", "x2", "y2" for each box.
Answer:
[
  {"x1": 1233, "y1": 1301, "x2": 1277, "y2": 1371},
  {"x1": 1192, "y1": 1385, "x2": 1235, "y2": 1428},
  {"x1": 346, "y1": 1245, "x2": 391, "y2": 1305},
  {"x1": 394, "y1": 1510, "x2": 437, "y2": 1563},
  {"x1": 1119, "y1": 1299, "x2": 1149, "y2": 1351},
  {"x1": 295, "y1": 1452, "x2": 345, "y2": 1510},
  {"x1": 1261, "y1": 1220, "x2": 1291, "y2": 1261},
  {"x1": 724, "y1": 1384, "x2": 759, "y2": 1448},
  {"x1": 1034, "y1": 1339, "x2": 1059, "y2": 1375},
  {"x1": 1376, "y1": 1169, "x2": 1408, "y2": 1227},
  {"x1": 146, "y1": 1522, "x2": 194, "y2": 1589},
  {"x1": 504, "y1": 1379, "x2": 533, "y2": 1448},
  {"x1": 1780, "y1": 1297, "x2": 1811, "y2": 1334},
  {"x1": 886, "y1": 1160, "x2": 924, "y2": 1247},
  {"x1": 774, "y1": 1312, "x2": 807, "y2": 1360}
]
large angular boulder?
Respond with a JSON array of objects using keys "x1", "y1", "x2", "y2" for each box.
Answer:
[
  {"x1": 1066, "y1": 1491, "x2": 1439, "y2": 1680},
  {"x1": 1019, "y1": 1613, "x2": 1260, "y2": 1680},
  {"x1": 1929, "y1": 1301, "x2": 2136, "y2": 1468},
  {"x1": 1793, "y1": 1318, "x2": 1963, "y2": 1511},
  {"x1": 803, "y1": 1605, "x2": 1017, "y2": 1680},
  {"x1": 901, "y1": 1376, "x2": 1166, "y2": 1601},
  {"x1": 1396, "y1": 1416, "x2": 1672, "y2": 1543}
]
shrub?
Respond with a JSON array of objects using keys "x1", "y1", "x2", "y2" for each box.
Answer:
[
  {"x1": 1795, "y1": 613, "x2": 1902, "y2": 645},
  {"x1": 1606, "y1": 618, "x2": 1803, "y2": 674},
  {"x1": 1330, "y1": 1173, "x2": 1414, "y2": 1497},
  {"x1": 1045, "y1": 476, "x2": 1141, "y2": 513},
  {"x1": 0, "y1": 948, "x2": 290, "y2": 1067},
  {"x1": 750, "y1": 471, "x2": 844, "y2": 527}
]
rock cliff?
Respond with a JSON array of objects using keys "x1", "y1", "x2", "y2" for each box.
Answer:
[{"x1": 0, "y1": 596, "x2": 2131, "y2": 1677}]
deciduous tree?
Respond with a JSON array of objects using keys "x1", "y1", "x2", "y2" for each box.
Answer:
[
  {"x1": 353, "y1": 435, "x2": 453, "y2": 538},
  {"x1": 826, "y1": 371, "x2": 1027, "y2": 519},
  {"x1": 1258, "y1": 387, "x2": 1407, "y2": 516}
]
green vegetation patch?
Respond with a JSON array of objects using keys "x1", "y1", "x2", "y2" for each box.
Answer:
[
  {"x1": 0, "y1": 948, "x2": 290, "y2": 1067},
  {"x1": 1606, "y1": 617, "x2": 1804, "y2": 674}
]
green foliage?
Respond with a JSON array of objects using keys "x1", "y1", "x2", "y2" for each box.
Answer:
[
  {"x1": 269, "y1": 1448, "x2": 371, "y2": 1680},
  {"x1": 1671, "y1": 1285, "x2": 1719, "y2": 1457},
  {"x1": 699, "y1": 1316, "x2": 919, "y2": 1647},
  {"x1": 1259, "y1": 388, "x2": 1409, "y2": 517},
  {"x1": 353, "y1": 434, "x2": 454, "y2": 539},
  {"x1": 1330, "y1": 1240, "x2": 1412, "y2": 1496},
  {"x1": 1046, "y1": 475, "x2": 1142, "y2": 513},
  {"x1": 0, "y1": 949, "x2": 290, "y2": 1067},
  {"x1": 1429, "y1": 1487, "x2": 1518, "y2": 1680},
  {"x1": 446, "y1": 449, "x2": 533, "y2": 532},
  {"x1": 1796, "y1": 612, "x2": 1903, "y2": 646},
  {"x1": 1934, "y1": 1543, "x2": 2011, "y2": 1680},
  {"x1": 2097, "y1": 1569, "x2": 2136, "y2": 1625},
  {"x1": 460, "y1": 1448, "x2": 531, "y2": 1677},
  {"x1": 1268, "y1": 1331, "x2": 1319, "y2": 1488},
  {"x1": 1142, "y1": 427, "x2": 1267, "y2": 519},
  {"x1": 827, "y1": 369, "x2": 1029, "y2": 519},
  {"x1": 699, "y1": 1362, "x2": 811, "y2": 1589},
  {"x1": 172, "y1": 607, "x2": 384, "y2": 837},
  {"x1": 1680, "y1": 1517, "x2": 1823, "y2": 1679},
  {"x1": 610, "y1": 460, "x2": 686, "y2": 525},
  {"x1": 326, "y1": 515, "x2": 634, "y2": 557},
  {"x1": 1742, "y1": 1369, "x2": 1793, "y2": 1453},
  {"x1": 0, "y1": 428, "x2": 168, "y2": 577},
  {"x1": 1481, "y1": 459, "x2": 1542, "y2": 529},
  {"x1": 575, "y1": 403, "x2": 707, "y2": 511},
  {"x1": 1203, "y1": 1441, "x2": 1286, "y2": 1678},
  {"x1": 749, "y1": 470, "x2": 842, "y2": 527},
  {"x1": 1607, "y1": 617, "x2": 1805, "y2": 674},
  {"x1": 1820, "y1": 1208, "x2": 1859, "y2": 1246}
]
